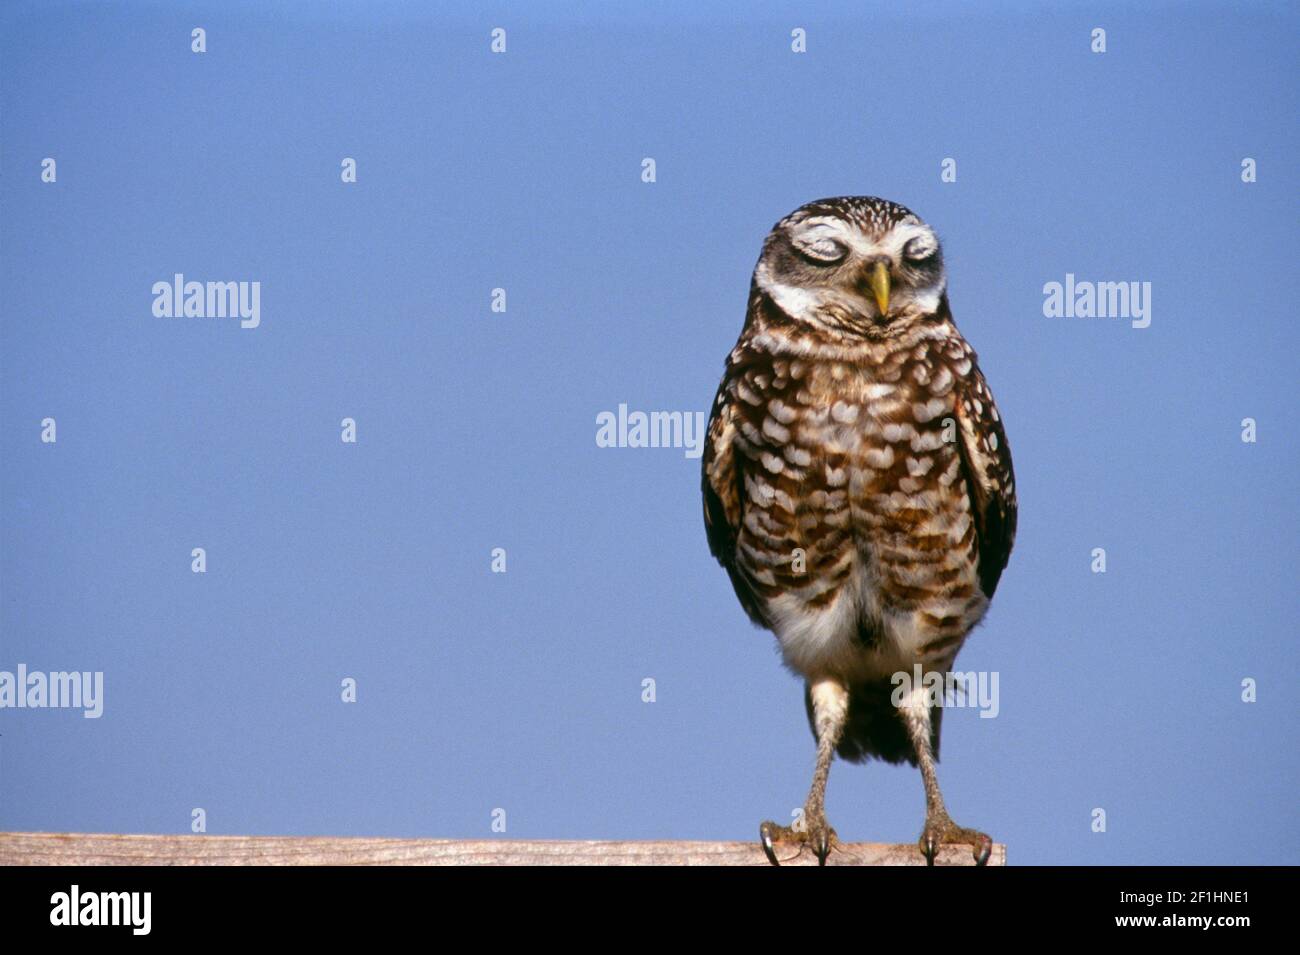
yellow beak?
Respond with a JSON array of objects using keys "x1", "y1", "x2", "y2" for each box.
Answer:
[{"x1": 868, "y1": 260, "x2": 891, "y2": 317}]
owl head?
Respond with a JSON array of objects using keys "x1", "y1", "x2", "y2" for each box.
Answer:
[{"x1": 753, "y1": 196, "x2": 947, "y2": 332}]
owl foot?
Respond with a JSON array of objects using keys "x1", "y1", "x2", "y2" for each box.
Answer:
[
  {"x1": 759, "y1": 814, "x2": 838, "y2": 866},
  {"x1": 918, "y1": 811, "x2": 992, "y2": 866}
]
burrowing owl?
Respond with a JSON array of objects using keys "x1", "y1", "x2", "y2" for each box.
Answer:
[{"x1": 702, "y1": 196, "x2": 1016, "y2": 865}]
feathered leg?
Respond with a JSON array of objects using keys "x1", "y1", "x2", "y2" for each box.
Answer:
[
  {"x1": 759, "y1": 677, "x2": 847, "y2": 866},
  {"x1": 898, "y1": 683, "x2": 992, "y2": 866}
]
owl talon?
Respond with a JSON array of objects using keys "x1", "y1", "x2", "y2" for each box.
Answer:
[
  {"x1": 759, "y1": 821, "x2": 784, "y2": 866},
  {"x1": 922, "y1": 835, "x2": 939, "y2": 867},
  {"x1": 812, "y1": 826, "x2": 835, "y2": 866},
  {"x1": 919, "y1": 812, "x2": 993, "y2": 867},
  {"x1": 758, "y1": 816, "x2": 836, "y2": 866}
]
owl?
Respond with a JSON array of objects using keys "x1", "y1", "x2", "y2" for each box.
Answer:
[{"x1": 702, "y1": 196, "x2": 1016, "y2": 865}]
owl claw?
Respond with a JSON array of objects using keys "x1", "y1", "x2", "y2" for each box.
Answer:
[
  {"x1": 918, "y1": 812, "x2": 993, "y2": 867},
  {"x1": 758, "y1": 816, "x2": 837, "y2": 866},
  {"x1": 812, "y1": 827, "x2": 834, "y2": 865},
  {"x1": 759, "y1": 821, "x2": 783, "y2": 866},
  {"x1": 921, "y1": 834, "x2": 939, "y2": 867}
]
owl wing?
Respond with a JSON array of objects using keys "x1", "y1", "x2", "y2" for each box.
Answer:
[
  {"x1": 953, "y1": 361, "x2": 1018, "y2": 599},
  {"x1": 701, "y1": 375, "x2": 770, "y2": 627}
]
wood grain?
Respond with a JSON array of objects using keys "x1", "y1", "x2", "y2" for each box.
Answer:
[{"x1": 0, "y1": 832, "x2": 1003, "y2": 866}]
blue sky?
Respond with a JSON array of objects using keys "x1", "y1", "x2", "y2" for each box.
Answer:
[{"x1": 1, "y1": 1, "x2": 1296, "y2": 864}]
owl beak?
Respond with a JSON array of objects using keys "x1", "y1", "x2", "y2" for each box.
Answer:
[{"x1": 867, "y1": 260, "x2": 891, "y2": 317}]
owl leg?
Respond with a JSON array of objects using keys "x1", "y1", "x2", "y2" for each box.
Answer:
[
  {"x1": 759, "y1": 677, "x2": 848, "y2": 866},
  {"x1": 899, "y1": 685, "x2": 993, "y2": 866}
]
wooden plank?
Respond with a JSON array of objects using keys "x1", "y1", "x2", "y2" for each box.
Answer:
[{"x1": 0, "y1": 832, "x2": 1003, "y2": 866}]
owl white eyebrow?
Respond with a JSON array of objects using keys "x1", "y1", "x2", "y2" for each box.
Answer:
[
  {"x1": 793, "y1": 218, "x2": 850, "y2": 241},
  {"x1": 799, "y1": 216, "x2": 846, "y2": 230},
  {"x1": 888, "y1": 223, "x2": 937, "y2": 256}
]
